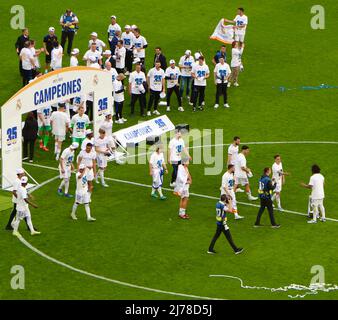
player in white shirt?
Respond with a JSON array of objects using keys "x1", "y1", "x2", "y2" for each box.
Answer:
[
  {"x1": 70, "y1": 105, "x2": 90, "y2": 146},
  {"x1": 227, "y1": 136, "x2": 240, "y2": 166},
  {"x1": 107, "y1": 15, "x2": 121, "y2": 49},
  {"x1": 178, "y1": 50, "x2": 194, "y2": 100},
  {"x1": 149, "y1": 145, "x2": 168, "y2": 200},
  {"x1": 225, "y1": 7, "x2": 248, "y2": 44},
  {"x1": 191, "y1": 56, "x2": 210, "y2": 111},
  {"x1": 221, "y1": 164, "x2": 244, "y2": 219},
  {"x1": 121, "y1": 25, "x2": 135, "y2": 74},
  {"x1": 37, "y1": 106, "x2": 52, "y2": 151},
  {"x1": 71, "y1": 164, "x2": 96, "y2": 222},
  {"x1": 70, "y1": 48, "x2": 80, "y2": 66},
  {"x1": 12, "y1": 176, "x2": 40, "y2": 237},
  {"x1": 147, "y1": 61, "x2": 165, "y2": 116},
  {"x1": 168, "y1": 130, "x2": 192, "y2": 187},
  {"x1": 58, "y1": 142, "x2": 79, "y2": 198},
  {"x1": 50, "y1": 41, "x2": 63, "y2": 70},
  {"x1": 301, "y1": 165, "x2": 326, "y2": 223},
  {"x1": 165, "y1": 59, "x2": 183, "y2": 112},
  {"x1": 133, "y1": 28, "x2": 148, "y2": 65},
  {"x1": 129, "y1": 63, "x2": 147, "y2": 116},
  {"x1": 101, "y1": 112, "x2": 113, "y2": 137},
  {"x1": 234, "y1": 145, "x2": 258, "y2": 200},
  {"x1": 113, "y1": 74, "x2": 126, "y2": 123},
  {"x1": 83, "y1": 43, "x2": 102, "y2": 69},
  {"x1": 229, "y1": 42, "x2": 244, "y2": 87},
  {"x1": 114, "y1": 40, "x2": 126, "y2": 73},
  {"x1": 30, "y1": 39, "x2": 43, "y2": 76},
  {"x1": 174, "y1": 158, "x2": 192, "y2": 219},
  {"x1": 213, "y1": 57, "x2": 231, "y2": 109},
  {"x1": 88, "y1": 32, "x2": 106, "y2": 54},
  {"x1": 271, "y1": 155, "x2": 289, "y2": 211},
  {"x1": 50, "y1": 103, "x2": 70, "y2": 160},
  {"x1": 94, "y1": 128, "x2": 110, "y2": 187},
  {"x1": 81, "y1": 129, "x2": 95, "y2": 151},
  {"x1": 20, "y1": 41, "x2": 36, "y2": 86},
  {"x1": 77, "y1": 142, "x2": 97, "y2": 197}
]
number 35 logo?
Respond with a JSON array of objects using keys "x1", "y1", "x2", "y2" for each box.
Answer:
[
  {"x1": 7, "y1": 126, "x2": 18, "y2": 146},
  {"x1": 98, "y1": 97, "x2": 108, "y2": 115}
]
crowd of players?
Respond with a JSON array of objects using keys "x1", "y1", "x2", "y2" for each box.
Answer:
[{"x1": 8, "y1": 8, "x2": 326, "y2": 256}]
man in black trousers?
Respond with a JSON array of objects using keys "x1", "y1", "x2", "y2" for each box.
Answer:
[
  {"x1": 153, "y1": 47, "x2": 167, "y2": 70},
  {"x1": 254, "y1": 167, "x2": 280, "y2": 228},
  {"x1": 59, "y1": 9, "x2": 79, "y2": 55},
  {"x1": 15, "y1": 28, "x2": 29, "y2": 76}
]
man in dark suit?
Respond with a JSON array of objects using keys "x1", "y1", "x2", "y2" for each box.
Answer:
[
  {"x1": 15, "y1": 28, "x2": 29, "y2": 76},
  {"x1": 153, "y1": 47, "x2": 167, "y2": 70}
]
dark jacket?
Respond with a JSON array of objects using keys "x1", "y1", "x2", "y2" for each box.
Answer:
[
  {"x1": 22, "y1": 117, "x2": 38, "y2": 140},
  {"x1": 153, "y1": 53, "x2": 167, "y2": 70},
  {"x1": 15, "y1": 35, "x2": 29, "y2": 54}
]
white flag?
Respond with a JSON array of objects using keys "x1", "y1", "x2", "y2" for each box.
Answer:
[{"x1": 210, "y1": 19, "x2": 234, "y2": 44}]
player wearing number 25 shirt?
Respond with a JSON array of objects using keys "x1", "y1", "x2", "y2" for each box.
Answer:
[
  {"x1": 70, "y1": 105, "x2": 90, "y2": 145},
  {"x1": 147, "y1": 60, "x2": 165, "y2": 116},
  {"x1": 213, "y1": 57, "x2": 231, "y2": 109}
]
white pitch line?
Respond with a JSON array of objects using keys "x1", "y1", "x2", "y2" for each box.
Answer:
[{"x1": 23, "y1": 162, "x2": 338, "y2": 223}]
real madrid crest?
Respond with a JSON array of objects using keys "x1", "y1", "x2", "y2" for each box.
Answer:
[
  {"x1": 93, "y1": 75, "x2": 99, "y2": 85},
  {"x1": 16, "y1": 99, "x2": 22, "y2": 111}
]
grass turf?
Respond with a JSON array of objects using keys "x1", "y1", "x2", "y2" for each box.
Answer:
[{"x1": 1, "y1": 0, "x2": 338, "y2": 300}]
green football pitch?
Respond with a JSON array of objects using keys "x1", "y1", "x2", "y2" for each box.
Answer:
[{"x1": 1, "y1": 0, "x2": 338, "y2": 300}]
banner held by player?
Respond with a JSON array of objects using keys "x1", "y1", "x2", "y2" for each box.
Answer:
[{"x1": 210, "y1": 19, "x2": 234, "y2": 44}]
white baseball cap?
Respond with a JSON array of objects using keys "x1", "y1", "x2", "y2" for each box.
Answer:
[
  {"x1": 79, "y1": 164, "x2": 86, "y2": 170},
  {"x1": 104, "y1": 111, "x2": 112, "y2": 117},
  {"x1": 194, "y1": 52, "x2": 201, "y2": 60},
  {"x1": 125, "y1": 25, "x2": 131, "y2": 29},
  {"x1": 131, "y1": 24, "x2": 137, "y2": 29},
  {"x1": 185, "y1": 50, "x2": 191, "y2": 55},
  {"x1": 86, "y1": 129, "x2": 93, "y2": 135},
  {"x1": 90, "y1": 32, "x2": 98, "y2": 37},
  {"x1": 103, "y1": 49, "x2": 111, "y2": 55},
  {"x1": 169, "y1": 59, "x2": 175, "y2": 64},
  {"x1": 133, "y1": 57, "x2": 141, "y2": 64},
  {"x1": 48, "y1": 27, "x2": 55, "y2": 32},
  {"x1": 89, "y1": 56, "x2": 97, "y2": 62},
  {"x1": 111, "y1": 15, "x2": 117, "y2": 19},
  {"x1": 16, "y1": 168, "x2": 24, "y2": 175},
  {"x1": 21, "y1": 176, "x2": 28, "y2": 184},
  {"x1": 71, "y1": 48, "x2": 79, "y2": 55},
  {"x1": 71, "y1": 142, "x2": 79, "y2": 149}
]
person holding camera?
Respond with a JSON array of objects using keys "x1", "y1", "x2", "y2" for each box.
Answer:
[
  {"x1": 208, "y1": 194, "x2": 243, "y2": 255},
  {"x1": 254, "y1": 167, "x2": 280, "y2": 228}
]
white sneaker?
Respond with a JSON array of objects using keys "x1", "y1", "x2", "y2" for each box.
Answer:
[
  {"x1": 178, "y1": 107, "x2": 184, "y2": 112},
  {"x1": 320, "y1": 218, "x2": 326, "y2": 222},
  {"x1": 188, "y1": 102, "x2": 193, "y2": 106},
  {"x1": 95, "y1": 179, "x2": 99, "y2": 184},
  {"x1": 153, "y1": 110, "x2": 160, "y2": 115},
  {"x1": 307, "y1": 219, "x2": 317, "y2": 224},
  {"x1": 234, "y1": 82, "x2": 239, "y2": 87},
  {"x1": 186, "y1": 95, "x2": 190, "y2": 100},
  {"x1": 248, "y1": 195, "x2": 258, "y2": 201},
  {"x1": 236, "y1": 188, "x2": 245, "y2": 193},
  {"x1": 71, "y1": 213, "x2": 78, "y2": 220},
  {"x1": 170, "y1": 182, "x2": 176, "y2": 187},
  {"x1": 102, "y1": 183, "x2": 109, "y2": 187},
  {"x1": 214, "y1": 104, "x2": 219, "y2": 109},
  {"x1": 12, "y1": 231, "x2": 21, "y2": 237},
  {"x1": 31, "y1": 231, "x2": 41, "y2": 236},
  {"x1": 87, "y1": 217, "x2": 96, "y2": 222},
  {"x1": 122, "y1": 118, "x2": 128, "y2": 122},
  {"x1": 115, "y1": 119, "x2": 123, "y2": 124},
  {"x1": 147, "y1": 111, "x2": 151, "y2": 116},
  {"x1": 166, "y1": 106, "x2": 171, "y2": 112},
  {"x1": 278, "y1": 207, "x2": 284, "y2": 212},
  {"x1": 235, "y1": 215, "x2": 244, "y2": 220},
  {"x1": 125, "y1": 71, "x2": 130, "y2": 76},
  {"x1": 227, "y1": 82, "x2": 231, "y2": 88},
  {"x1": 202, "y1": 101, "x2": 205, "y2": 106},
  {"x1": 224, "y1": 103, "x2": 230, "y2": 108}
]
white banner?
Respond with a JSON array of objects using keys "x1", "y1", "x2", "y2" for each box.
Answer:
[
  {"x1": 113, "y1": 115, "x2": 175, "y2": 148},
  {"x1": 210, "y1": 19, "x2": 234, "y2": 44},
  {"x1": 1, "y1": 66, "x2": 112, "y2": 190}
]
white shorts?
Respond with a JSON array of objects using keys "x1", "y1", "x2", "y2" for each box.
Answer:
[
  {"x1": 221, "y1": 189, "x2": 237, "y2": 211},
  {"x1": 312, "y1": 198, "x2": 324, "y2": 208},
  {"x1": 235, "y1": 176, "x2": 249, "y2": 186},
  {"x1": 97, "y1": 154, "x2": 107, "y2": 168},
  {"x1": 234, "y1": 33, "x2": 245, "y2": 42},
  {"x1": 152, "y1": 169, "x2": 163, "y2": 189},
  {"x1": 16, "y1": 209, "x2": 31, "y2": 220},
  {"x1": 275, "y1": 181, "x2": 282, "y2": 193},
  {"x1": 59, "y1": 166, "x2": 71, "y2": 179},
  {"x1": 75, "y1": 192, "x2": 90, "y2": 204},
  {"x1": 180, "y1": 184, "x2": 190, "y2": 199},
  {"x1": 86, "y1": 168, "x2": 94, "y2": 181},
  {"x1": 54, "y1": 135, "x2": 66, "y2": 142}
]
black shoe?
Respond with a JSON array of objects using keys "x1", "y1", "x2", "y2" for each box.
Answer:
[
  {"x1": 253, "y1": 224, "x2": 264, "y2": 228},
  {"x1": 5, "y1": 226, "x2": 13, "y2": 231},
  {"x1": 207, "y1": 250, "x2": 216, "y2": 254},
  {"x1": 235, "y1": 248, "x2": 244, "y2": 255},
  {"x1": 271, "y1": 224, "x2": 281, "y2": 229}
]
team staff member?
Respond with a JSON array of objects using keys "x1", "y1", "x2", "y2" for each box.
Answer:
[
  {"x1": 60, "y1": 9, "x2": 79, "y2": 55},
  {"x1": 22, "y1": 112, "x2": 38, "y2": 163},
  {"x1": 153, "y1": 47, "x2": 167, "y2": 70},
  {"x1": 212, "y1": 45, "x2": 227, "y2": 65},
  {"x1": 147, "y1": 60, "x2": 165, "y2": 116},
  {"x1": 208, "y1": 194, "x2": 243, "y2": 255},
  {"x1": 43, "y1": 27, "x2": 58, "y2": 73},
  {"x1": 15, "y1": 28, "x2": 30, "y2": 76},
  {"x1": 165, "y1": 59, "x2": 183, "y2": 112},
  {"x1": 214, "y1": 56, "x2": 231, "y2": 109},
  {"x1": 191, "y1": 56, "x2": 210, "y2": 111},
  {"x1": 254, "y1": 167, "x2": 280, "y2": 228}
]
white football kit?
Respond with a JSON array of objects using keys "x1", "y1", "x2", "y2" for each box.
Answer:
[
  {"x1": 37, "y1": 106, "x2": 52, "y2": 127},
  {"x1": 95, "y1": 136, "x2": 109, "y2": 168},
  {"x1": 150, "y1": 152, "x2": 165, "y2": 189},
  {"x1": 147, "y1": 67, "x2": 165, "y2": 91},
  {"x1": 272, "y1": 162, "x2": 284, "y2": 192},
  {"x1": 228, "y1": 144, "x2": 239, "y2": 165},
  {"x1": 78, "y1": 150, "x2": 97, "y2": 181},
  {"x1": 50, "y1": 111, "x2": 70, "y2": 141},
  {"x1": 221, "y1": 171, "x2": 237, "y2": 211},
  {"x1": 59, "y1": 147, "x2": 75, "y2": 179},
  {"x1": 235, "y1": 153, "x2": 248, "y2": 185},
  {"x1": 75, "y1": 171, "x2": 90, "y2": 204},
  {"x1": 174, "y1": 165, "x2": 190, "y2": 198},
  {"x1": 168, "y1": 138, "x2": 185, "y2": 163},
  {"x1": 234, "y1": 14, "x2": 248, "y2": 42}
]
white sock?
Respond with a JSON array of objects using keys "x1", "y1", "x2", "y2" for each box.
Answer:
[
  {"x1": 54, "y1": 143, "x2": 58, "y2": 154},
  {"x1": 158, "y1": 188, "x2": 163, "y2": 197},
  {"x1": 12, "y1": 217, "x2": 20, "y2": 232},
  {"x1": 319, "y1": 204, "x2": 326, "y2": 219},
  {"x1": 276, "y1": 195, "x2": 281, "y2": 208},
  {"x1": 179, "y1": 208, "x2": 186, "y2": 216},
  {"x1": 99, "y1": 170, "x2": 105, "y2": 184},
  {"x1": 85, "y1": 204, "x2": 91, "y2": 219},
  {"x1": 72, "y1": 203, "x2": 78, "y2": 215},
  {"x1": 59, "y1": 180, "x2": 65, "y2": 190},
  {"x1": 271, "y1": 193, "x2": 276, "y2": 202},
  {"x1": 151, "y1": 188, "x2": 156, "y2": 194},
  {"x1": 64, "y1": 179, "x2": 69, "y2": 194},
  {"x1": 246, "y1": 191, "x2": 252, "y2": 197},
  {"x1": 26, "y1": 216, "x2": 34, "y2": 232}
]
